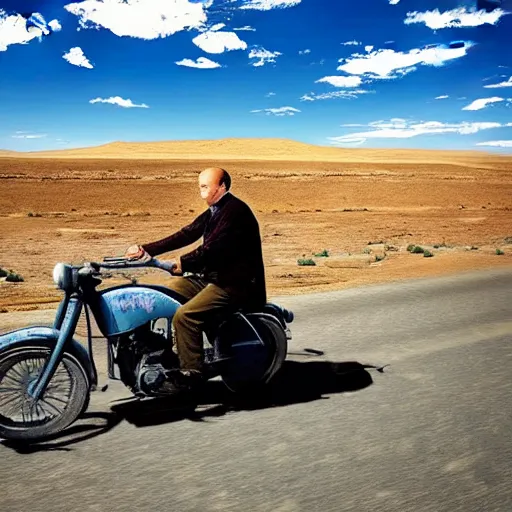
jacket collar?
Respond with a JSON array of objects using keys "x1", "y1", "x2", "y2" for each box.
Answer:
[{"x1": 210, "y1": 191, "x2": 232, "y2": 213}]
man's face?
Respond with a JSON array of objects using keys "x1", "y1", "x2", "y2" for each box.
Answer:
[{"x1": 199, "y1": 173, "x2": 225, "y2": 206}]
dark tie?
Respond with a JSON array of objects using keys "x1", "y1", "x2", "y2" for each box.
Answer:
[{"x1": 204, "y1": 206, "x2": 217, "y2": 237}]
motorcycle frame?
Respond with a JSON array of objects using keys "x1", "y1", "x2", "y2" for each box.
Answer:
[
  {"x1": 27, "y1": 279, "x2": 183, "y2": 400},
  {"x1": 28, "y1": 291, "x2": 84, "y2": 400}
]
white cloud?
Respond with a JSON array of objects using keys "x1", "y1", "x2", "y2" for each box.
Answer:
[
  {"x1": 0, "y1": 10, "x2": 59, "y2": 51},
  {"x1": 337, "y1": 43, "x2": 472, "y2": 79},
  {"x1": 299, "y1": 49, "x2": 311, "y2": 55},
  {"x1": 316, "y1": 75, "x2": 362, "y2": 87},
  {"x1": 435, "y1": 95, "x2": 449, "y2": 99},
  {"x1": 175, "y1": 57, "x2": 221, "y2": 68},
  {"x1": 300, "y1": 90, "x2": 371, "y2": 101},
  {"x1": 368, "y1": 119, "x2": 409, "y2": 129},
  {"x1": 484, "y1": 76, "x2": 512, "y2": 88},
  {"x1": 233, "y1": 26, "x2": 256, "y2": 31},
  {"x1": 341, "y1": 40, "x2": 361, "y2": 46},
  {"x1": 48, "y1": 19, "x2": 62, "y2": 31},
  {"x1": 89, "y1": 96, "x2": 149, "y2": 108},
  {"x1": 265, "y1": 92, "x2": 276, "y2": 97},
  {"x1": 12, "y1": 133, "x2": 47, "y2": 139},
  {"x1": 365, "y1": 45, "x2": 374, "y2": 53},
  {"x1": 64, "y1": 0, "x2": 209, "y2": 39},
  {"x1": 251, "y1": 106, "x2": 300, "y2": 116},
  {"x1": 240, "y1": 0, "x2": 301, "y2": 10},
  {"x1": 63, "y1": 47, "x2": 94, "y2": 69},
  {"x1": 192, "y1": 30, "x2": 247, "y2": 53},
  {"x1": 476, "y1": 140, "x2": 512, "y2": 148},
  {"x1": 328, "y1": 119, "x2": 506, "y2": 145},
  {"x1": 209, "y1": 23, "x2": 225, "y2": 31},
  {"x1": 249, "y1": 47, "x2": 282, "y2": 66},
  {"x1": 462, "y1": 97, "x2": 504, "y2": 111},
  {"x1": 404, "y1": 7, "x2": 508, "y2": 30},
  {"x1": 389, "y1": 0, "x2": 400, "y2": 4}
]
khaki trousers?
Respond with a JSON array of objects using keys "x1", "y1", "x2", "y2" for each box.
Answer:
[{"x1": 166, "y1": 276, "x2": 236, "y2": 371}]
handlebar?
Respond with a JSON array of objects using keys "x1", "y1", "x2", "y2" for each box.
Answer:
[{"x1": 86, "y1": 256, "x2": 177, "y2": 275}]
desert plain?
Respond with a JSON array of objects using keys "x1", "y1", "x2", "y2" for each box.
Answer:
[{"x1": 0, "y1": 138, "x2": 511, "y2": 316}]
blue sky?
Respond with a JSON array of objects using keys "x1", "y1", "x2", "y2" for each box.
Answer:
[{"x1": 1, "y1": 0, "x2": 511, "y2": 153}]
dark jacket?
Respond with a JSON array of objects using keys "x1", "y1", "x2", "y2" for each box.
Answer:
[{"x1": 142, "y1": 192, "x2": 267, "y2": 310}]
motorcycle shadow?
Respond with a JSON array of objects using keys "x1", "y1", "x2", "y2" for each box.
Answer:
[
  {"x1": 1, "y1": 411, "x2": 124, "y2": 453},
  {"x1": 112, "y1": 360, "x2": 378, "y2": 428},
  {"x1": 0, "y1": 360, "x2": 381, "y2": 452}
]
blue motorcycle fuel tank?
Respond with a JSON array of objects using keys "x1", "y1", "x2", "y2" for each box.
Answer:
[{"x1": 96, "y1": 286, "x2": 181, "y2": 337}]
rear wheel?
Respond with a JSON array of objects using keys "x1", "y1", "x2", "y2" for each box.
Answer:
[
  {"x1": 0, "y1": 344, "x2": 89, "y2": 442},
  {"x1": 221, "y1": 315, "x2": 287, "y2": 394}
]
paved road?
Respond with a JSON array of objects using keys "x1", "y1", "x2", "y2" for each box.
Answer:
[{"x1": 1, "y1": 268, "x2": 512, "y2": 512}]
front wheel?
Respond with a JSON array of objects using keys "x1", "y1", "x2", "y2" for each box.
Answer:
[{"x1": 0, "y1": 344, "x2": 90, "y2": 442}]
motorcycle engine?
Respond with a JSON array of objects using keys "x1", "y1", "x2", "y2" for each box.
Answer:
[{"x1": 112, "y1": 322, "x2": 175, "y2": 395}]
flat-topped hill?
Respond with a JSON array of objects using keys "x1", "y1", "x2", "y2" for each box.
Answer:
[{"x1": 1, "y1": 138, "x2": 505, "y2": 165}]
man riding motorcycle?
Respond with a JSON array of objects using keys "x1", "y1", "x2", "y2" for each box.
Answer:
[{"x1": 125, "y1": 167, "x2": 266, "y2": 395}]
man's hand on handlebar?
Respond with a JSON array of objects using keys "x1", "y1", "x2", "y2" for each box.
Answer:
[
  {"x1": 171, "y1": 260, "x2": 183, "y2": 276},
  {"x1": 124, "y1": 245, "x2": 183, "y2": 276},
  {"x1": 125, "y1": 244, "x2": 152, "y2": 263}
]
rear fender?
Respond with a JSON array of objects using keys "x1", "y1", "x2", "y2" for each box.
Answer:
[
  {"x1": 262, "y1": 303, "x2": 294, "y2": 328},
  {"x1": 0, "y1": 326, "x2": 97, "y2": 387}
]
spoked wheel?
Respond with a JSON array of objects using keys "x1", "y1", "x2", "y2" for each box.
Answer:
[{"x1": 0, "y1": 345, "x2": 89, "y2": 442}]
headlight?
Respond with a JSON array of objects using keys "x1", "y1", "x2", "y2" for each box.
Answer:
[{"x1": 52, "y1": 263, "x2": 73, "y2": 291}]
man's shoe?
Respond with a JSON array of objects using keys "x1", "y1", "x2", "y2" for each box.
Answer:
[{"x1": 153, "y1": 369, "x2": 205, "y2": 396}]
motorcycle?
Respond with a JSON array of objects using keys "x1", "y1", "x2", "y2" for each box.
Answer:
[{"x1": 0, "y1": 256, "x2": 294, "y2": 442}]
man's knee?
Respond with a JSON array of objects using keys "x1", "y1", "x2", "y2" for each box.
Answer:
[
  {"x1": 172, "y1": 301, "x2": 222, "y2": 332},
  {"x1": 172, "y1": 305, "x2": 187, "y2": 328},
  {"x1": 172, "y1": 304, "x2": 201, "y2": 331}
]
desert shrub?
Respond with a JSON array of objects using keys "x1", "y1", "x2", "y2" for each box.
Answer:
[
  {"x1": 407, "y1": 244, "x2": 416, "y2": 252},
  {"x1": 375, "y1": 254, "x2": 386, "y2": 262},
  {"x1": 27, "y1": 212, "x2": 42, "y2": 218},
  {"x1": 496, "y1": 248, "x2": 504, "y2": 255},
  {"x1": 5, "y1": 272, "x2": 24, "y2": 282},
  {"x1": 0, "y1": 267, "x2": 7, "y2": 277},
  {"x1": 298, "y1": 258, "x2": 316, "y2": 266},
  {"x1": 411, "y1": 246, "x2": 425, "y2": 254},
  {"x1": 314, "y1": 249, "x2": 329, "y2": 257},
  {"x1": 423, "y1": 250, "x2": 434, "y2": 258}
]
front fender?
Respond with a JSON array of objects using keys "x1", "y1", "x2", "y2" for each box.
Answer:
[{"x1": 0, "y1": 326, "x2": 97, "y2": 387}]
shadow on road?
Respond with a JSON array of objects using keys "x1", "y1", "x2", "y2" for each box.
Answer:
[
  {"x1": 111, "y1": 360, "x2": 377, "y2": 428},
  {"x1": 1, "y1": 411, "x2": 123, "y2": 454},
  {"x1": 1, "y1": 359, "x2": 381, "y2": 452}
]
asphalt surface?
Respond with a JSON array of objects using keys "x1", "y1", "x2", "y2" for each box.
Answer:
[{"x1": 1, "y1": 268, "x2": 511, "y2": 512}]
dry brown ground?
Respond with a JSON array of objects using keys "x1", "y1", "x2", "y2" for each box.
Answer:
[{"x1": 1, "y1": 149, "x2": 511, "y2": 314}]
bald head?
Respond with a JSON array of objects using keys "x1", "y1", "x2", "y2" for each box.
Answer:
[
  {"x1": 200, "y1": 167, "x2": 225, "y2": 186},
  {"x1": 198, "y1": 167, "x2": 231, "y2": 206}
]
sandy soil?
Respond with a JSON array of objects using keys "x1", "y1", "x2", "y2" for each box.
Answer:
[
  {"x1": 1, "y1": 141, "x2": 511, "y2": 316},
  {"x1": 12, "y1": 137, "x2": 509, "y2": 165}
]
